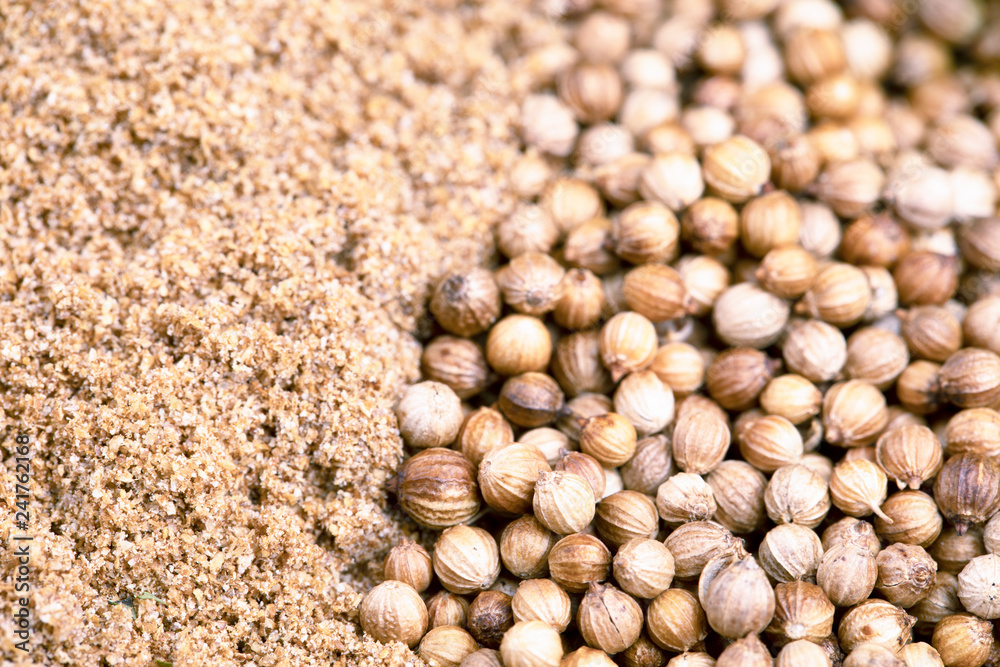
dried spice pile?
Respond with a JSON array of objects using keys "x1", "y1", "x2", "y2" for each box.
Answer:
[{"x1": 0, "y1": 0, "x2": 561, "y2": 664}]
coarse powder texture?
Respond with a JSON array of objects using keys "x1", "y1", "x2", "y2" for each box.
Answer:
[{"x1": 0, "y1": 0, "x2": 561, "y2": 664}]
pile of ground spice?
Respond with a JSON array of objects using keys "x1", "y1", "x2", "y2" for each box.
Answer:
[{"x1": 0, "y1": 0, "x2": 561, "y2": 664}]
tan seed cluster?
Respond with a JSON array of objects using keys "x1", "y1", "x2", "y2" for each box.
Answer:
[{"x1": 363, "y1": 1, "x2": 1000, "y2": 664}]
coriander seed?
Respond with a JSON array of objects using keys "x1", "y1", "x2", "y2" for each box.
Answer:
[
  {"x1": 360, "y1": 580, "x2": 429, "y2": 648},
  {"x1": 612, "y1": 537, "x2": 675, "y2": 599},
  {"x1": 646, "y1": 589, "x2": 709, "y2": 652},
  {"x1": 418, "y1": 625, "x2": 479, "y2": 667},
  {"x1": 511, "y1": 578, "x2": 571, "y2": 632},
  {"x1": 532, "y1": 470, "x2": 596, "y2": 535},
  {"x1": 431, "y1": 268, "x2": 502, "y2": 337},
  {"x1": 467, "y1": 591, "x2": 514, "y2": 650},
  {"x1": 388, "y1": 447, "x2": 480, "y2": 529},
  {"x1": 396, "y1": 381, "x2": 464, "y2": 449},
  {"x1": 384, "y1": 538, "x2": 433, "y2": 593},
  {"x1": 547, "y1": 533, "x2": 612, "y2": 594},
  {"x1": 500, "y1": 621, "x2": 564, "y2": 667},
  {"x1": 500, "y1": 515, "x2": 557, "y2": 581},
  {"x1": 766, "y1": 580, "x2": 835, "y2": 646},
  {"x1": 620, "y1": 434, "x2": 673, "y2": 496},
  {"x1": 479, "y1": 442, "x2": 551, "y2": 515},
  {"x1": 486, "y1": 314, "x2": 552, "y2": 377},
  {"x1": 498, "y1": 372, "x2": 565, "y2": 428},
  {"x1": 578, "y1": 582, "x2": 644, "y2": 654},
  {"x1": 433, "y1": 525, "x2": 501, "y2": 595}
]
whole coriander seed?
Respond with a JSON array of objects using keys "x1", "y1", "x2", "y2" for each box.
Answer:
[
  {"x1": 479, "y1": 442, "x2": 551, "y2": 515},
  {"x1": 829, "y1": 459, "x2": 891, "y2": 521},
  {"x1": 737, "y1": 414, "x2": 804, "y2": 472},
  {"x1": 547, "y1": 533, "x2": 612, "y2": 594},
  {"x1": 421, "y1": 336, "x2": 491, "y2": 399},
  {"x1": 932, "y1": 614, "x2": 994, "y2": 667},
  {"x1": 541, "y1": 178, "x2": 605, "y2": 236},
  {"x1": 939, "y1": 348, "x2": 1000, "y2": 409},
  {"x1": 844, "y1": 327, "x2": 910, "y2": 389},
  {"x1": 757, "y1": 245, "x2": 818, "y2": 299},
  {"x1": 897, "y1": 642, "x2": 944, "y2": 667},
  {"x1": 958, "y1": 553, "x2": 1000, "y2": 619},
  {"x1": 839, "y1": 212, "x2": 911, "y2": 268},
  {"x1": 554, "y1": 269, "x2": 606, "y2": 332},
  {"x1": 765, "y1": 464, "x2": 831, "y2": 528},
  {"x1": 486, "y1": 315, "x2": 552, "y2": 377},
  {"x1": 740, "y1": 191, "x2": 803, "y2": 258},
  {"x1": 877, "y1": 491, "x2": 944, "y2": 548},
  {"x1": 838, "y1": 599, "x2": 915, "y2": 654},
  {"x1": 360, "y1": 580, "x2": 429, "y2": 648},
  {"x1": 552, "y1": 332, "x2": 615, "y2": 398},
  {"x1": 388, "y1": 447, "x2": 480, "y2": 529},
  {"x1": 578, "y1": 582, "x2": 644, "y2": 654},
  {"x1": 963, "y1": 297, "x2": 1000, "y2": 354},
  {"x1": 500, "y1": 515, "x2": 557, "y2": 580},
  {"x1": 532, "y1": 470, "x2": 596, "y2": 535},
  {"x1": 418, "y1": 625, "x2": 479, "y2": 667},
  {"x1": 796, "y1": 262, "x2": 873, "y2": 327},
  {"x1": 817, "y1": 536, "x2": 878, "y2": 607},
  {"x1": 766, "y1": 580, "x2": 835, "y2": 646},
  {"x1": 893, "y1": 251, "x2": 958, "y2": 306},
  {"x1": 705, "y1": 347, "x2": 778, "y2": 411},
  {"x1": 498, "y1": 372, "x2": 565, "y2": 428},
  {"x1": 761, "y1": 374, "x2": 822, "y2": 424},
  {"x1": 945, "y1": 408, "x2": 1000, "y2": 459},
  {"x1": 595, "y1": 490, "x2": 659, "y2": 547},
  {"x1": 656, "y1": 473, "x2": 717, "y2": 527},
  {"x1": 613, "y1": 370, "x2": 675, "y2": 437},
  {"x1": 500, "y1": 621, "x2": 564, "y2": 667},
  {"x1": 384, "y1": 538, "x2": 433, "y2": 593},
  {"x1": 511, "y1": 578, "x2": 571, "y2": 631},
  {"x1": 431, "y1": 268, "x2": 502, "y2": 337},
  {"x1": 897, "y1": 361, "x2": 944, "y2": 415},
  {"x1": 624, "y1": 633, "x2": 671, "y2": 667},
  {"x1": 564, "y1": 217, "x2": 621, "y2": 276},
  {"x1": 519, "y1": 428, "x2": 572, "y2": 467},
  {"x1": 612, "y1": 201, "x2": 680, "y2": 265},
  {"x1": 650, "y1": 342, "x2": 704, "y2": 397},
  {"x1": 759, "y1": 523, "x2": 824, "y2": 583},
  {"x1": 555, "y1": 451, "x2": 607, "y2": 501},
  {"x1": 579, "y1": 412, "x2": 638, "y2": 468},
  {"x1": 712, "y1": 283, "x2": 790, "y2": 349},
  {"x1": 715, "y1": 634, "x2": 772, "y2": 667},
  {"x1": 875, "y1": 543, "x2": 938, "y2": 608},
  {"x1": 707, "y1": 461, "x2": 768, "y2": 534},
  {"x1": 842, "y1": 644, "x2": 904, "y2": 667},
  {"x1": 560, "y1": 648, "x2": 617, "y2": 667},
  {"x1": 646, "y1": 589, "x2": 709, "y2": 652},
  {"x1": 933, "y1": 453, "x2": 1000, "y2": 535},
  {"x1": 467, "y1": 591, "x2": 513, "y2": 650},
  {"x1": 900, "y1": 306, "x2": 962, "y2": 363},
  {"x1": 620, "y1": 435, "x2": 674, "y2": 496},
  {"x1": 822, "y1": 380, "x2": 888, "y2": 448},
  {"x1": 396, "y1": 381, "x2": 464, "y2": 449},
  {"x1": 613, "y1": 537, "x2": 675, "y2": 599},
  {"x1": 912, "y1": 573, "x2": 961, "y2": 632},
  {"x1": 701, "y1": 555, "x2": 776, "y2": 639},
  {"x1": 782, "y1": 318, "x2": 847, "y2": 383},
  {"x1": 875, "y1": 424, "x2": 942, "y2": 490},
  {"x1": 433, "y1": 526, "x2": 501, "y2": 595},
  {"x1": 497, "y1": 204, "x2": 560, "y2": 260},
  {"x1": 459, "y1": 407, "x2": 515, "y2": 468},
  {"x1": 600, "y1": 312, "x2": 658, "y2": 382},
  {"x1": 664, "y1": 521, "x2": 743, "y2": 580},
  {"x1": 671, "y1": 409, "x2": 731, "y2": 475},
  {"x1": 622, "y1": 264, "x2": 691, "y2": 323},
  {"x1": 496, "y1": 252, "x2": 566, "y2": 317},
  {"x1": 426, "y1": 592, "x2": 468, "y2": 630},
  {"x1": 702, "y1": 134, "x2": 771, "y2": 203},
  {"x1": 681, "y1": 196, "x2": 739, "y2": 255},
  {"x1": 677, "y1": 254, "x2": 730, "y2": 316},
  {"x1": 931, "y1": 527, "x2": 986, "y2": 575},
  {"x1": 776, "y1": 640, "x2": 830, "y2": 667}
]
